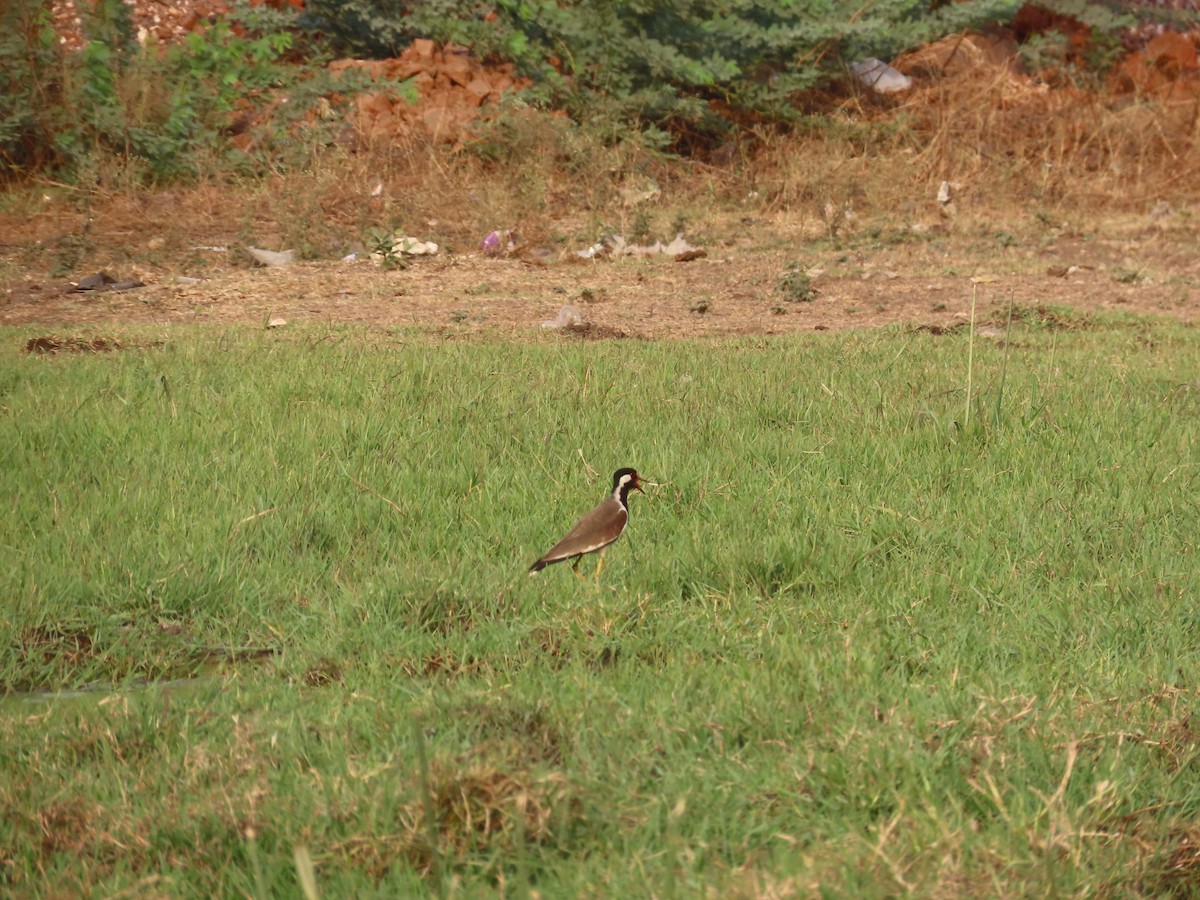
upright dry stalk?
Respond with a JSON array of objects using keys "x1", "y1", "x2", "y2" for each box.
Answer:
[
  {"x1": 413, "y1": 719, "x2": 444, "y2": 898},
  {"x1": 965, "y1": 282, "x2": 977, "y2": 431}
]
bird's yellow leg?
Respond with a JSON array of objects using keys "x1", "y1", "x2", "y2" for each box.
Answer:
[
  {"x1": 594, "y1": 554, "x2": 605, "y2": 579},
  {"x1": 572, "y1": 557, "x2": 586, "y2": 582}
]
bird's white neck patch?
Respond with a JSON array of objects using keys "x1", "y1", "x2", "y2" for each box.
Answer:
[{"x1": 613, "y1": 473, "x2": 635, "y2": 499}]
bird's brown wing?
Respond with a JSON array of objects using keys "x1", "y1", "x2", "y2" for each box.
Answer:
[{"x1": 530, "y1": 497, "x2": 627, "y2": 570}]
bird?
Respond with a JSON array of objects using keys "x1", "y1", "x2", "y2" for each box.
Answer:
[{"x1": 529, "y1": 468, "x2": 645, "y2": 578}]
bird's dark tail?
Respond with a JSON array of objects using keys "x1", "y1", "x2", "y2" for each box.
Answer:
[{"x1": 528, "y1": 559, "x2": 547, "y2": 574}]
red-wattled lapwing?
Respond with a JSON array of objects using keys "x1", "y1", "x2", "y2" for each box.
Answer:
[{"x1": 529, "y1": 468, "x2": 645, "y2": 578}]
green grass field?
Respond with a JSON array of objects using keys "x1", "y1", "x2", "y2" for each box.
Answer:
[{"x1": 3, "y1": 314, "x2": 1199, "y2": 896}]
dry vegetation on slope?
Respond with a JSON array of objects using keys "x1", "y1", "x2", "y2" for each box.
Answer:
[{"x1": 3, "y1": 11, "x2": 1200, "y2": 336}]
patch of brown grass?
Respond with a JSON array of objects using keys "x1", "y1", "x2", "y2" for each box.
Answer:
[
  {"x1": 413, "y1": 763, "x2": 577, "y2": 865},
  {"x1": 1103, "y1": 814, "x2": 1200, "y2": 897},
  {"x1": 1152, "y1": 823, "x2": 1200, "y2": 897},
  {"x1": 559, "y1": 321, "x2": 638, "y2": 340},
  {"x1": 36, "y1": 796, "x2": 98, "y2": 856},
  {"x1": 993, "y1": 304, "x2": 1096, "y2": 331},
  {"x1": 303, "y1": 658, "x2": 344, "y2": 687},
  {"x1": 394, "y1": 651, "x2": 488, "y2": 683},
  {"x1": 337, "y1": 761, "x2": 580, "y2": 881},
  {"x1": 24, "y1": 336, "x2": 123, "y2": 354},
  {"x1": 18, "y1": 623, "x2": 97, "y2": 668}
]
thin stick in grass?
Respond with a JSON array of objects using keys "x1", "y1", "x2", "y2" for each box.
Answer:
[
  {"x1": 343, "y1": 469, "x2": 405, "y2": 515},
  {"x1": 965, "y1": 282, "x2": 977, "y2": 432},
  {"x1": 994, "y1": 290, "x2": 1015, "y2": 428},
  {"x1": 412, "y1": 719, "x2": 444, "y2": 898}
]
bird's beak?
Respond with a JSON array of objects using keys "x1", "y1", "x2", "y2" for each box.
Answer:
[{"x1": 635, "y1": 476, "x2": 646, "y2": 492}]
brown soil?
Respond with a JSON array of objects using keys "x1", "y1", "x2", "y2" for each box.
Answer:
[{"x1": 3, "y1": 212, "x2": 1197, "y2": 338}]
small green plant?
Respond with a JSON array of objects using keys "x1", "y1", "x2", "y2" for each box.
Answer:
[
  {"x1": 777, "y1": 263, "x2": 816, "y2": 303},
  {"x1": 366, "y1": 227, "x2": 413, "y2": 269},
  {"x1": 1, "y1": 0, "x2": 401, "y2": 185},
  {"x1": 630, "y1": 208, "x2": 652, "y2": 243},
  {"x1": 0, "y1": 0, "x2": 68, "y2": 178}
]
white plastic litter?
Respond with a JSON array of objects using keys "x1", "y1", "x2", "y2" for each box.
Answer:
[{"x1": 851, "y1": 58, "x2": 912, "y2": 94}]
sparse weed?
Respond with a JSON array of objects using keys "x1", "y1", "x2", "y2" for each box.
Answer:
[{"x1": 777, "y1": 262, "x2": 816, "y2": 302}]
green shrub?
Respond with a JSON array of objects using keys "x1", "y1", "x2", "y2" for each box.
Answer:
[
  {"x1": 301, "y1": 0, "x2": 1026, "y2": 149},
  {"x1": 0, "y1": 0, "x2": 69, "y2": 178},
  {"x1": 0, "y1": 0, "x2": 412, "y2": 184}
]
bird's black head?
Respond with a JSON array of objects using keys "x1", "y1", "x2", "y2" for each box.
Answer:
[{"x1": 612, "y1": 467, "x2": 644, "y2": 500}]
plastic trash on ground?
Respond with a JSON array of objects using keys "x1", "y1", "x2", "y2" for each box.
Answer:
[{"x1": 851, "y1": 58, "x2": 912, "y2": 94}]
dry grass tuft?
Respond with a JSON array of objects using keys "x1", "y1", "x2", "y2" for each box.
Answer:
[
  {"x1": 395, "y1": 651, "x2": 489, "y2": 683},
  {"x1": 24, "y1": 336, "x2": 124, "y2": 354},
  {"x1": 36, "y1": 796, "x2": 98, "y2": 856},
  {"x1": 303, "y1": 659, "x2": 344, "y2": 687},
  {"x1": 336, "y1": 762, "x2": 579, "y2": 881},
  {"x1": 559, "y1": 322, "x2": 638, "y2": 340},
  {"x1": 418, "y1": 763, "x2": 577, "y2": 856},
  {"x1": 1155, "y1": 824, "x2": 1200, "y2": 896},
  {"x1": 989, "y1": 304, "x2": 1095, "y2": 330},
  {"x1": 18, "y1": 623, "x2": 97, "y2": 666}
]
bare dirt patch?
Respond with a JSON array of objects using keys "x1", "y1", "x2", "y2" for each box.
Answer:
[{"x1": 3, "y1": 212, "x2": 1198, "y2": 338}]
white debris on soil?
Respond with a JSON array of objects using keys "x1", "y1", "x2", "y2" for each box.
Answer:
[
  {"x1": 574, "y1": 233, "x2": 699, "y2": 260},
  {"x1": 541, "y1": 305, "x2": 583, "y2": 329},
  {"x1": 370, "y1": 236, "x2": 439, "y2": 264},
  {"x1": 851, "y1": 58, "x2": 912, "y2": 94},
  {"x1": 246, "y1": 247, "x2": 296, "y2": 267}
]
